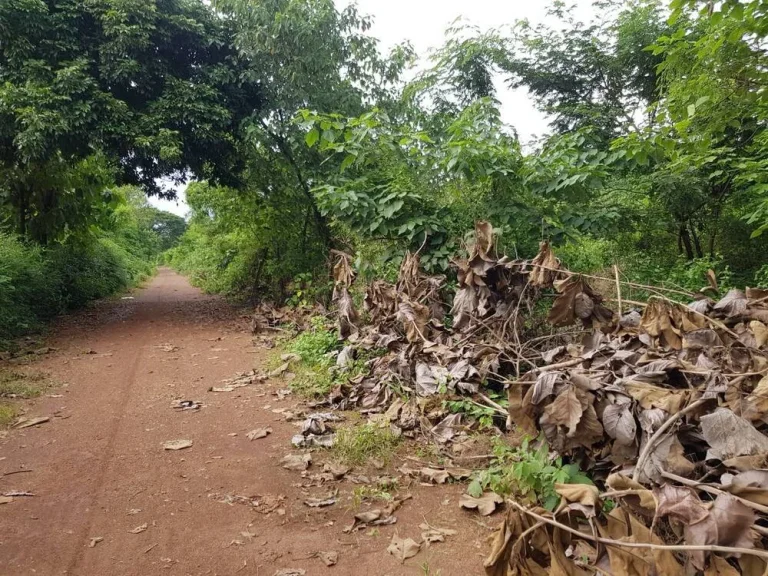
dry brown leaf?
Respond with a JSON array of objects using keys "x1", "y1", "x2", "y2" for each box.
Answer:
[
  {"x1": 460, "y1": 492, "x2": 503, "y2": 516},
  {"x1": 162, "y1": 439, "x2": 192, "y2": 451},
  {"x1": 554, "y1": 483, "x2": 599, "y2": 508},
  {"x1": 700, "y1": 408, "x2": 768, "y2": 460},
  {"x1": 386, "y1": 533, "x2": 421, "y2": 562},
  {"x1": 317, "y1": 551, "x2": 338, "y2": 566},
  {"x1": 420, "y1": 467, "x2": 450, "y2": 484},
  {"x1": 705, "y1": 556, "x2": 741, "y2": 576},
  {"x1": 623, "y1": 382, "x2": 688, "y2": 414},
  {"x1": 246, "y1": 427, "x2": 272, "y2": 440},
  {"x1": 128, "y1": 523, "x2": 148, "y2": 534},
  {"x1": 541, "y1": 388, "x2": 583, "y2": 436},
  {"x1": 602, "y1": 402, "x2": 636, "y2": 446},
  {"x1": 281, "y1": 453, "x2": 312, "y2": 471}
]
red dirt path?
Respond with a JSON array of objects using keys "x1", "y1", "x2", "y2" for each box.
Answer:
[{"x1": 0, "y1": 268, "x2": 493, "y2": 576}]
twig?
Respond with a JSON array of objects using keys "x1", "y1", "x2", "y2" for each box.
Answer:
[
  {"x1": 509, "y1": 500, "x2": 768, "y2": 560},
  {"x1": 614, "y1": 265, "x2": 622, "y2": 317},
  {"x1": 477, "y1": 392, "x2": 507, "y2": 414},
  {"x1": 633, "y1": 397, "x2": 710, "y2": 482},
  {"x1": 1, "y1": 469, "x2": 33, "y2": 477},
  {"x1": 660, "y1": 470, "x2": 768, "y2": 515},
  {"x1": 143, "y1": 543, "x2": 158, "y2": 554},
  {"x1": 539, "y1": 358, "x2": 584, "y2": 372}
]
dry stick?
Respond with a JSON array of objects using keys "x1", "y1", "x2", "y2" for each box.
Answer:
[
  {"x1": 533, "y1": 264, "x2": 697, "y2": 299},
  {"x1": 509, "y1": 500, "x2": 768, "y2": 560},
  {"x1": 660, "y1": 470, "x2": 768, "y2": 515},
  {"x1": 614, "y1": 264, "x2": 622, "y2": 317},
  {"x1": 632, "y1": 397, "x2": 710, "y2": 482}
]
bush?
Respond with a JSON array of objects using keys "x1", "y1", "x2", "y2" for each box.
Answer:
[{"x1": 0, "y1": 194, "x2": 162, "y2": 348}]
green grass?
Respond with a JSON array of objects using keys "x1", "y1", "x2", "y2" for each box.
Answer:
[
  {"x1": 0, "y1": 370, "x2": 52, "y2": 399},
  {"x1": 0, "y1": 403, "x2": 17, "y2": 427},
  {"x1": 332, "y1": 423, "x2": 401, "y2": 466}
]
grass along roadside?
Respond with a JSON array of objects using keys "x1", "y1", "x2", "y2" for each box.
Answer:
[{"x1": 0, "y1": 369, "x2": 58, "y2": 427}]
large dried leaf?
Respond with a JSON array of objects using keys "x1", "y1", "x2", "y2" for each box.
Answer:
[
  {"x1": 603, "y1": 402, "x2": 637, "y2": 446},
  {"x1": 540, "y1": 387, "x2": 583, "y2": 436},
  {"x1": 700, "y1": 408, "x2": 768, "y2": 460},
  {"x1": 714, "y1": 289, "x2": 748, "y2": 317},
  {"x1": 397, "y1": 299, "x2": 429, "y2": 342},
  {"x1": 460, "y1": 492, "x2": 503, "y2": 516},
  {"x1": 386, "y1": 533, "x2": 421, "y2": 562}
]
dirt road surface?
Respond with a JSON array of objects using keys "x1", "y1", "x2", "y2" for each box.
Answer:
[{"x1": 0, "y1": 268, "x2": 492, "y2": 576}]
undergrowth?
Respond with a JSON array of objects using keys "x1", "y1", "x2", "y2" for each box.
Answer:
[
  {"x1": 468, "y1": 436, "x2": 593, "y2": 510},
  {"x1": 0, "y1": 403, "x2": 17, "y2": 427},
  {"x1": 332, "y1": 423, "x2": 401, "y2": 466},
  {"x1": 0, "y1": 370, "x2": 52, "y2": 399}
]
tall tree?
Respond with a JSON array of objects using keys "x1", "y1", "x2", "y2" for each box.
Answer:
[{"x1": 0, "y1": 0, "x2": 263, "y2": 242}]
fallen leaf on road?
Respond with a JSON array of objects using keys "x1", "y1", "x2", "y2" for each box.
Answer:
[
  {"x1": 246, "y1": 427, "x2": 272, "y2": 440},
  {"x1": 420, "y1": 467, "x2": 450, "y2": 484},
  {"x1": 128, "y1": 523, "x2": 148, "y2": 534},
  {"x1": 281, "y1": 453, "x2": 312, "y2": 471},
  {"x1": 172, "y1": 400, "x2": 201, "y2": 411},
  {"x1": 387, "y1": 533, "x2": 421, "y2": 562},
  {"x1": 274, "y1": 570, "x2": 306, "y2": 576},
  {"x1": 128, "y1": 508, "x2": 141, "y2": 515},
  {"x1": 0, "y1": 496, "x2": 13, "y2": 504},
  {"x1": 317, "y1": 550, "x2": 338, "y2": 566},
  {"x1": 3, "y1": 491, "x2": 34, "y2": 497},
  {"x1": 163, "y1": 439, "x2": 193, "y2": 451},
  {"x1": 14, "y1": 416, "x2": 50, "y2": 429},
  {"x1": 156, "y1": 343, "x2": 179, "y2": 352},
  {"x1": 304, "y1": 496, "x2": 336, "y2": 508},
  {"x1": 459, "y1": 492, "x2": 503, "y2": 516},
  {"x1": 419, "y1": 522, "x2": 457, "y2": 545},
  {"x1": 89, "y1": 537, "x2": 103, "y2": 548}
]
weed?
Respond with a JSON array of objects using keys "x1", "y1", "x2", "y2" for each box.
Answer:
[
  {"x1": 0, "y1": 370, "x2": 52, "y2": 399},
  {"x1": 350, "y1": 485, "x2": 394, "y2": 509},
  {"x1": 444, "y1": 391, "x2": 508, "y2": 430},
  {"x1": 420, "y1": 562, "x2": 441, "y2": 576},
  {"x1": 332, "y1": 423, "x2": 400, "y2": 466},
  {"x1": 468, "y1": 436, "x2": 592, "y2": 510},
  {"x1": 0, "y1": 403, "x2": 17, "y2": 427},
  {"x1": 288, "y1": 316, "x2": 339, "y2": 366}
]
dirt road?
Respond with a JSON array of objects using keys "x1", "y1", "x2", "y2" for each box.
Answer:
[{"x1": 0, "y1": 268, "x2": 490, "y2": 576}]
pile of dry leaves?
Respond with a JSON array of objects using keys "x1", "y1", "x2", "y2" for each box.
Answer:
[{"x1": 318, "y1": 221, "x2": 768, "y2": 575}]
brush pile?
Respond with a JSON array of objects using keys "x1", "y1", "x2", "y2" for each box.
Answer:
[{"x1": 324, "y1": 221, "x2": 768, "y2": 575}]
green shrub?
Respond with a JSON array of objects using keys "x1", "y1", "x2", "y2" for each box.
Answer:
[{"x1": 468, "y1": 437, "x2": 592, "y2": 510}]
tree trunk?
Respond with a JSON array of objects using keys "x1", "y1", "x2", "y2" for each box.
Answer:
[
  {"x1": 679, "y1": 225, "x2": 694, "y2": 260},
  {"x1": 691, "y1": 225, "x2": 703, "y2": 259}
]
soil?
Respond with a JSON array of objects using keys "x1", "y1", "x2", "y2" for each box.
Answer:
[{"x1": 0, "y1": 268, "x2": 494, "y2": 576}]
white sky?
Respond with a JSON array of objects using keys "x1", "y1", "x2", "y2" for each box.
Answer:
[{"x1": 150, "y1": 0, "x2": 596, "y2": 217}]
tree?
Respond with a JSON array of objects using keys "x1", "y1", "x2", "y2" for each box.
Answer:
[{"x1": 0, "y1": 0, "x2": 263, "y2": 243}]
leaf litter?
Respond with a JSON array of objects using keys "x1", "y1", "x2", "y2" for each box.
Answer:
[{"x1": 262, "y1": 221, "x2": 768, "y2": 574}]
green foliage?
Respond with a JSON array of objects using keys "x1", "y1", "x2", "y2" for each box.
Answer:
[
  {"x1": 332, "y1": 423, "x2": 401, "y2": 466},
  {"x1": 0, "y1": 188, "x2": 169, "y2": 347},
  {"x1": 445, "y1": 392, "x2": 508, "y2": 430},
  {"x1": 288, "y1": 317, "x2": 339, "y2": 366},
  {"x1": 468, "y1": 437, "x2": 593, "y2": 511}
]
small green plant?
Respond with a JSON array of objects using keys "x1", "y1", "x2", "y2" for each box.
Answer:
[
  {"x1": 468, "y1": 436, "x2": 593, "y2": 511},
  {"x1": 444, "y1": 392, "x2": 508, "y2": 430},
  {"x1": 350, "y1": 485, "x2": 394, "y2": 509},
  {"x1": 332, "y1": 423, "x2": 400, "y2": 466},
  {"x1": 288, "y1": 316, "x2": 339, "y2": 365},
  {"x1": 0, "y1": 370, "x2": 52, "y2": 399},
  {"x1": 421, "y1": 562, "x2": 442, "y2": 576}
]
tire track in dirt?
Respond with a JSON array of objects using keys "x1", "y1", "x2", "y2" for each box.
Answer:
[{"x1": 63, "y1": 343, "x2": 145, "y2": 574}]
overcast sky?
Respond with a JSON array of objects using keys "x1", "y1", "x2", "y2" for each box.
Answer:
[{"x1": 149, "y1": 0, "x2": 595, "y2": 217}]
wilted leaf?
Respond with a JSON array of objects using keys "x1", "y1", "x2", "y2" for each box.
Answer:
[
  {"x1": 246, "y1": 427, "x2": 272, "y2": 440},
  {"x1": 700, "y1": 408, "x2": 768, "y2": 460},
  {"x1": 602, "y1": 402, "x2": 636, "y2": 446},
  {"x1": 420, "y1": 467, "x2": 450, "y2": 484},
  {"x1": 163, "y1": 439, "x2": 193, "y2": 451},
  {"x1": 386, "y1": 533, "x2": 421, "y2": 562},
  {"x1": 281, "y1": 453, "x2": 312, "y2": 471},
  {"x1": 459, "y1": 491, "x2": 503, "y2": 516},
  {"x1": 317, "y1": 551, "x2": 338, "y2": 566},
  {"x1": 540, "y1": 387, "x2": 583, "y2": 436}
]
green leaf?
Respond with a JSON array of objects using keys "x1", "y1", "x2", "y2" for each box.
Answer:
[
  {"x1": 467, "y1": 479, "x2": 484, "y2": 498},
  {"x1": 305, "y1": 128, "x2": 319, "y2": 147}
]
